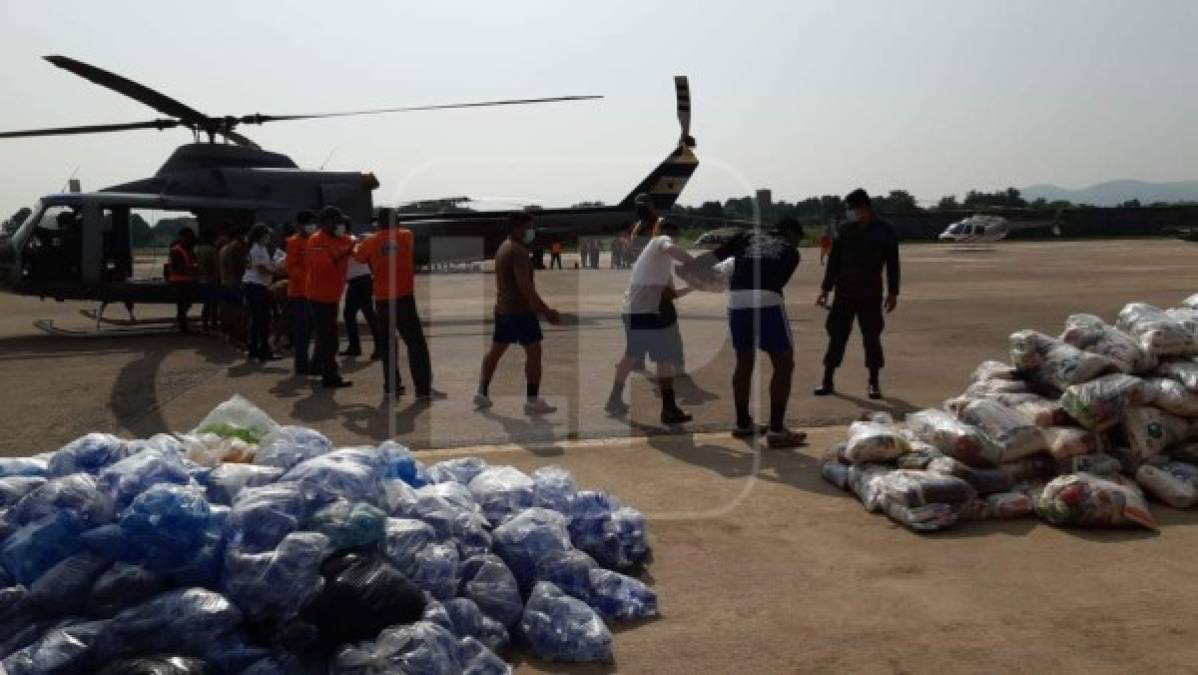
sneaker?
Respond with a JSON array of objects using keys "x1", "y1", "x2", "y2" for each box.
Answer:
[
  {"x1": 868, "y1": 383, "x2": 883, "y2": 400},
  {"x1": 524, "y1": 398, "x2": 557, "y2": 416},
  {"x1": 321, "y1": 379, "x2": 353, "y2": 389},
  {"x1": 661, "y1": 408, "x2": 693, "y2": 425},
  {"x1": 415, "y1": 389, "x2": 448, "y2": 402},
  {"x1": 604, "y1": 398, "x2": 630, "y2": 417},
  {"x1": 813, "y1": 384, "x2": 835, "y2": 396},
  {"x1": 766, "y1": 428, "x2": 807, "y2": 449},
  {"x1": 732, "y1": 422, "x2": 766, "y2": 439},
  {"x1": 473, "y1": 393, "x2": 493, "y2": 410}
]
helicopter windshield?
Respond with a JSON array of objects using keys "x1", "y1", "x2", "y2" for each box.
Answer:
[{"x1": 2, "y1": 205, "x2": 33, "y2": 236}]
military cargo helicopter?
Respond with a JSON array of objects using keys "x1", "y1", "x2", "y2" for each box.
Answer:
[{"x1": 0, "y1": 56, "x2": 698, "y2": 328}]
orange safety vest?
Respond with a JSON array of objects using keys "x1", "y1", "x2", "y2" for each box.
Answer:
[{"x1": 168, "y1": 242, "x2": 195, "y2": 283}]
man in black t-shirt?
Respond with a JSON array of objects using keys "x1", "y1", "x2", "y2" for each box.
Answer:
[{"x1": 705, "y1": 218, "x2": 806, "y2": 448}]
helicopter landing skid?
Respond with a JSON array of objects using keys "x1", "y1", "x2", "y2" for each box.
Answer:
[{"x1": 33, "y1": 318, "x2": 178, "y2": 338}]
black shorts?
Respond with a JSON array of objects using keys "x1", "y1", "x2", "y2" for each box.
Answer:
[
  {"x1": 493, "y1": 312, "x2": 543, "y2": 345},
  {"x1": 622, "y1": 313, "x2": 682, "y2": 365}
]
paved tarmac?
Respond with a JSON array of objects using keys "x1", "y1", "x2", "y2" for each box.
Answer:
[{"x1": 2, "y1": 238, "x2": 1198, "y2": 672}]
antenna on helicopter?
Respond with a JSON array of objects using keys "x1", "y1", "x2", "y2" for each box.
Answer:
[
  {"x1": 0, "y1": 56, "x2": 602, "y2": 150},
  {"x1": 320, "y1": 147, "x2": 338, "y2": 170}
]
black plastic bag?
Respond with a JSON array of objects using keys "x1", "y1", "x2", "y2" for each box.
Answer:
[
  {"x1": 302, "y1": 551, "x2": 426, "y2": 648},
  {"x1": 87, "y1": 563, "x2": 165, "y2": 618}
]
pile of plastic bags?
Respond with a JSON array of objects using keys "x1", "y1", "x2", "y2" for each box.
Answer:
[
  {"x1": 822, "y1": 295, "x2": 1198, "y2": 534},
  {"x1": 0, "y1": 396, "x2": 657, "y2": 673}
]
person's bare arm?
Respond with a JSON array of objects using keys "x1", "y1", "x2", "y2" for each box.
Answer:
[{"x1": 514, "y1": 252, "x2": 559, "y2": 323}]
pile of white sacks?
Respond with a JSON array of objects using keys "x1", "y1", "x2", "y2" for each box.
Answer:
[{"x1": 821, "y1": 295, "x2": 1198, "y2": 533}]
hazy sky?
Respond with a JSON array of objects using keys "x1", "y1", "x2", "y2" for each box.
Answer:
[{"x1": 1, "y1": 0, "x2": 1195, "y2": 216}]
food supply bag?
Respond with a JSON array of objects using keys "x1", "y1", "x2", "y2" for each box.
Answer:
[
  {"x1": 1117, "y1": 303, "x2": 1197, "y2": 358},
  {"x1": 1059, "y1": 374, "x2": 1152, "y2": 431},
  {"x1": 843, "y1": 421, "x2": 909, "y2": 464},
  {"x1": 1060, "y1": 313, "x2": 1154, "y2": 374},
  {"x1": 959, "y1": 490, "x2": 1036, "y2": 520},
  {"x1": 1136, "y1": 461, "x2": 1198, "y2": 509},
  {"x1": 905, "y1": 409, "x2": 999, "y2": 467},
  {"x1": 1036, "y1": 473, "x2": 1157, "y2": 530},
  {"x1": 1009, "y1": 330, "x2": 1113, "y2": 391},
  {"x1": 958, "y1": 399, "x2": 1047, "y2": 462}
]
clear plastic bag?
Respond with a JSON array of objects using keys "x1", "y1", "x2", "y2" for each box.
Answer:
[
  {"x1": 520, "y1": 582, "x2": 613, "y2": 663},
  {"x1": 399, "y1": 485, "x2": 492, "y2": 559},
  {"x1": 99, "y1": 588, "x2": 245, "y2": 664},
  {"x1": 567, "y1": 492, "x2": 647, "y2": 571},
  {"x1": 12, "y1": 474, "x2": 114, "y2": 528},
  {"x1": 905, "y1": 409, "x2": 1000, "y2": 467},
  {"x1": 382, "y1": 517, "x2": 437, "y2": 574},
  {"x1": 0, "y1": 458, "x2": 48, "y2": 479},
  {"x1": 27, "y1": 551, "x2": 110, "y2": 617},
  {"x1": 377, "y1": 441, "x2": 424, "y2": 487},
  {"x1": 843, "y1": 420, "x2": 909, "y2": 464},
  {"x1": 459, "y1": 553, "x2": 524, "y2": 628},
  {"x1": 847, "y1": 464, "x2": 891, "y2": 512},
  {"x1": 1043, "y1": 426, "x2": 1109, "y2": 460},
  {"x1": 587, "y1": 569, "x2": 658, "y2": 622},
  {"x1": 457, "y1": 636, "x2": 512, "y2": 675},
  {"x1": 1057, "y1": 453, "x2": 1122, "y2": 477},
  {"x1": 1136, "y1": 461, "x2": 1198, "y2": 508},
  {"x1": 1123, "y1": 405, "x2": 1189, "y2": 461},
  {"x1": 181, "y1": 433, "x2": 256, "y2": 467},
  {"x1": 99, "y1": 449, "x2": 192, "y2": 510},
  {"x1": 306, "y1": 500, "x2": 387, "y2": 554},
  {"x1": 190, "y1": 394, "x2": 279, "y2": 445},
  {"x1": 820, "y1": 460, "x2": 851, "y2": 490},
  {"x1": 427, "y1": 457, "x2": 489, "y2": 486},
  {"x1": 222, "y1": 531, "x2": 328, "y2": 622},
  {"x1": 1117, "y1": 303, "x2": 1197, "y2": 358},
  {"x1": 2, "y1": 618, "x2": 109, "y2": 675},
  {"x1": 878, "y1": 470, "x2": 977, "y2": 507},
  {"x1": 1155, "y1": 358, "x2": 1198, "y2": 392},
  {"x1": 443, "y1": 598, "x2": 510, "y2": 653},
  {"x1": 971, "y1": 360, "x2": 1018, "y2": 382},
  {"x1": 97, "y1": 656, "x2": 208, "y2": 675},
  {"x1": 881, "y1": 499, "x2": 959, "y2": 532},
  {"x1": 1143, "y1": 377, "x2": 1198, "y2": 416},
  {"x1": 228, "y1": 482, "x2": 309, "y2": 553},
  {"x1": 531, "y1": 465, "x2": 577, "y2": 514},
  {"x1": 1059, "y1": 373, "x2": 1153, "y2": 430},
  {"x1": 279, "y1": 448, "x2": 386, "y2": 509},
  {"x1": 1036, "y1": 473, "x2": 1157, "y2": 530},
  {"x1": 253, "y1": 426, "x2": 332, "y2": 470},
  {"x1": 468, "y1": 466, "x2": 535, "y2": 526},
  {"x1": 1009, "y1": 329, "x2": 1114, "y2": 391},
  {"x1": 1061, "y1": 313, "x2": 1154, "y2": 374},
  {"x1": 408, "y1": 541, "x2": 461, "y2": 601},
  {"x1": 87, "y1": 562, "x2": 165, "y2": 618},
  {"x1": 331, "y1": 620, "x2": 462, "y2": 675},
  {"x1": 0, "y1": 510, "x2": 87, "y2": 585},
  {"x1": 534, "y1": 549, "x2": 597, "y2": 604},
  {"x1": 200, "y1": 463, "x2": 284, "y2": 505},
  {"x1": 492, "y1": 508, "x2": 572, "y2": 593},
  {"x1": 958, "y1": 491, "x2": 1035, "y2": 520},
  {"x1": 48, "y1": 433, "x2": 130, "y2": 477},
  {"x1": 958, "y1": 399, "x2": 1047, "y2": 462}
]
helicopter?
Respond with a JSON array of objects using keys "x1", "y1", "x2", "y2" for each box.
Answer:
[
  {"x1": 937, "y1": 209, "x2": 1064, "y2": 244},
  {"x1": 0, "y1": 56, "x2": 698, "y2": 321}
]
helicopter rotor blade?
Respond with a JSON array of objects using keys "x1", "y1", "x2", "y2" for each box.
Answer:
[
  {"x1": 238, "y1": 95, "x2": 603, "y2": 125},
  {"x1": 0, "y1": 119, "x2": 182, "y2": 139},
  {"x1": 42, "y1": 55, "x2": 258, "y2": 147}
]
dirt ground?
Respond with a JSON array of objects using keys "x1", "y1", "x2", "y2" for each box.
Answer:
[{"x1": 2, "y1": 239, "x2": 1198, "y2": 673}]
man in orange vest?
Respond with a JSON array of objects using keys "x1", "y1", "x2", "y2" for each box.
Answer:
[
  {"x1": 305, "y1": 206, "x2": 355, "y2": 388},
  {"x1": 353, "y1": 208, "x2": 441, "y2": 400},
  {"x1": 167, "y1": 227, "x2": 198, "y2": 333},
  {"x1": 285, "y1": 210, "x2": 315, "y2": 375}
]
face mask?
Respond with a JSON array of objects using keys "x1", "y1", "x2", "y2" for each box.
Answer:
[
  {"x1": 523, "y1": 228, "x2": 536, "y2": 245},
  {"x1": 335, "y1": 225, "x2": 346, "y2": 237},
  {"x1": 302, "y1": 225, "x2": 316, "y2": 236},
  {"x1": 844, "y1": 209, "x2": 859, "y2": 224}
]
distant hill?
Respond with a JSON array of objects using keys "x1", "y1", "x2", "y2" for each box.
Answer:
[{"x1": 1022, "y1": 180, "x2": 1198, "y2": 207}]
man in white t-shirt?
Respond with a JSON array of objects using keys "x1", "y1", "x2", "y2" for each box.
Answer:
[
  {"x1": 604, "y1": 219, "x2": 695, "y2": 425},
  {"x1": 241, "y1": 224, "x2": 278, "y2": 362},
  {"x1": 340, "y1": 220, "x2": 384, "y2": 360}
]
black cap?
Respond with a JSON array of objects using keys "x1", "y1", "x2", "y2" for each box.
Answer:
[
  {"x1": 319, "y1": 205, "x2": 344, "y2": 224},
  {"x1": 845, "y1": 189, "x2": 871, "y2": 209}
]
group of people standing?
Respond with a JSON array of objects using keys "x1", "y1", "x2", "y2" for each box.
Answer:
[
  {"x1": 471, "y1": 188, "x2": 901, "y2": 446},
  {"x1": 167, "y1": 206, "x2": 438, "y2": 398},
  {"x1": 166, "y1": 186, "x2": 900, "y2": 441}
]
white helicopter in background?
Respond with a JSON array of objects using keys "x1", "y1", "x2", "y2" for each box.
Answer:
[{"x1": 938, "y1": 209, "x2": 1063, "y2": 243}]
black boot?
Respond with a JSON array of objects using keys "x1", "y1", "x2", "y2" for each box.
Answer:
[
  {"x1": 868, "y1": 368, "x2": 882, "y2": 399},
  {"x1": 813, "y1": 367, "x2": 835, "y2": 396}
]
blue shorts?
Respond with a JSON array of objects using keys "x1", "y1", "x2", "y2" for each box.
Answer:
[
  {"x1": 729, "y1": 305, "x2": 793, "y2": 353},
  {"x1": 622, "y1": 314, "x2": 683, "y2": 365},
  {"x1": 493, "y1": 312, "x2": 543, "y2": 345}
]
